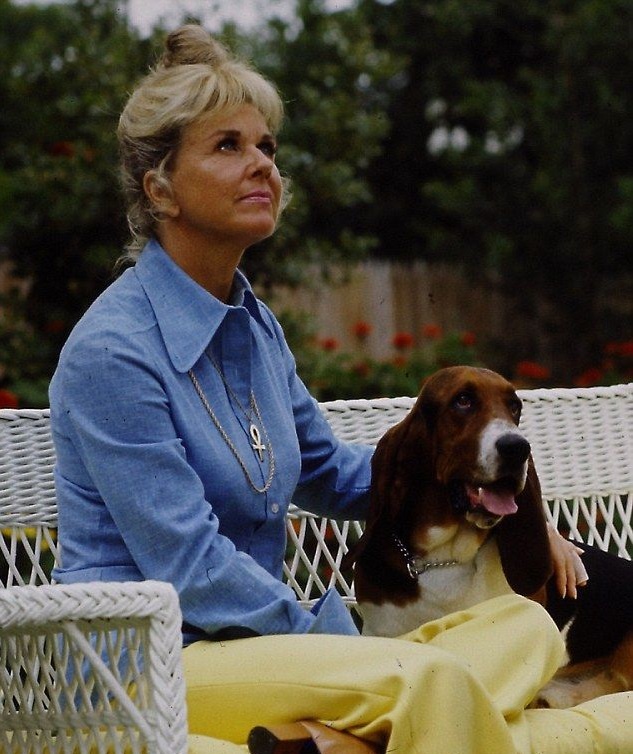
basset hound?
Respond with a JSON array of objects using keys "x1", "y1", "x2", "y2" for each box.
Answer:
[{"x1": 344, "y1": 366, "x2": 633, "y2": 708}]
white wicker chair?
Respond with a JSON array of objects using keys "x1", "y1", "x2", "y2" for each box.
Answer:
[
  {"x1": 0, "y1": 383, "x2": 632, "y2": 751},
  {"x1": 0, "y1": 580, "x2": 187, "y2": 754}
]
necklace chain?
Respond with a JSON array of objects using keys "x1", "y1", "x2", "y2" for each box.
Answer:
[
  {"x1": 392, "y1": 534, "x2": 459, "y2": 580},
  {"x1": 188, "y1": 363, "x2": 275, "y2": 494},
  {"x1": 207, "y1": 354, "x2": 253, "y2": 422}
]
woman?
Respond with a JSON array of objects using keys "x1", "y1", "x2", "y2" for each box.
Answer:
[{"x1": 49, "y1": 25, "x2": 631, "y2": 754}]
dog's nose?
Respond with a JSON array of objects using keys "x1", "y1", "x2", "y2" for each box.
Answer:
[{"x1": 496, "y1": 433, "x2": 531, "y2": 465}]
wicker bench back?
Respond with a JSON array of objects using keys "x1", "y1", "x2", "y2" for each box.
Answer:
[{"x1": 1, "y1": 384, "x2": 629, "y2": 598}]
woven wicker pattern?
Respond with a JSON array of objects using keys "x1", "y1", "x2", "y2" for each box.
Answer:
[
  {"x1": 519, "y1": 384, "x2": 633, "y2": 498},
  {"x1": 518, "y1": 384, "x2": 633, "y2": 557},
  {"x1": 0, "y1": 409, "x2": 56, "y2": 528},
  {"x1": 0, "y1": 580, "x2": 187, "y2": 754}
]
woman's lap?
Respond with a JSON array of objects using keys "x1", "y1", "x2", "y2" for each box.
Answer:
[{"x1": 182, "y1": 595, "x2": 633, "y2": 753}]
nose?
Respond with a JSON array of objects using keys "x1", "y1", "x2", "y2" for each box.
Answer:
[
  {"x1": 248, "y1": 147, "x2": 274, "y2": 177},
  {"x1": 496, "y1": 433, "x2": 531, "y2": 466}
]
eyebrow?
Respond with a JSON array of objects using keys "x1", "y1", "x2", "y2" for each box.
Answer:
[{"x1": 209, "y1": 129, "x2": 276, "y2": 142}]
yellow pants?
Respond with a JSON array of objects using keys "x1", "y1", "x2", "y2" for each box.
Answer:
[{"x1": 182, "y1": 594, "x2": 633, "y2": 754}]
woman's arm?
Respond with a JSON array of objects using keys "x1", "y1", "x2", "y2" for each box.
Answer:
[
  {"x1": 262, "y1": 305, "x2": 373, "y2": 521},
  {"x1": 546, "y1": 523, "x2": 589, "y2": 599}
]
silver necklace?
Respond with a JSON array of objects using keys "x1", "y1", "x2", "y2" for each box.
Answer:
[
  {"x1": 393, "y1": 534, "x2": 459, "y2": 580},
  {"x1": 188, "y1": 359, "x2": 275, "y2": 494}
]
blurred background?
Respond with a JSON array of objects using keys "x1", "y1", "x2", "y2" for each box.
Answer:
[{"x1": 0, "y1": 0, "x2": 631, "y2": 405}]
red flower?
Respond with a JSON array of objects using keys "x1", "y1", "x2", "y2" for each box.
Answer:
[
  {"x1": 43, "y1": 319, "x2": 66, "y2": 335},
  {"x1": 605, "y1": 340, "x2": 633, "y2": 357},
  {"x1": 352, "y1": 361, "x2": 371, "y2": 378},
  {"x1": 0, "y1": 389, "x2": 19, "y2": 409},
  {"x1": 574, "y1": 368, "x2": 604, "y2": 387},
  {"x1": 48, "y1": 141, "x2": 75, "y2": 158},
  {"x1": 515, "y1": 361, "x2": 551, "y2": 381},
  {"x1": 352, "y1": 321, "x2": 372, "y2": 340},
  {"x1": 392, "y1": 331, "x2": 414, "y2": 350},
  {"x1": 320, "y1": 337, "x2": 339, "y2": 352},
  {"x1": 460, "y1": 331, "x2": 476, "y2": 347},
  {"x1": 421, "y1": 323, "x2": 443, "y2": 340}
]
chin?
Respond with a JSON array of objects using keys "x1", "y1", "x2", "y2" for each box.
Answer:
[{"x1": 243, "y1": 223, "x2": 277, "y2": 247}]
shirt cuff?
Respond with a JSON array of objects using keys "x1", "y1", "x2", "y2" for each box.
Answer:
[{"x1": 308, "y1": 588, "x2": 360, "y2": 636}]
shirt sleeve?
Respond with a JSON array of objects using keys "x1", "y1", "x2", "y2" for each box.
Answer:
[
  {"x1": 52, "y1": 329, "x2": 353, "y2": 638},
  {"x1": 261, "y1": 305, "x2": 374, "y2": 521}
]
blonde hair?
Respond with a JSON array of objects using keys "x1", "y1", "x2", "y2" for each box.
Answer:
[{"x1": 117, "y1": 25, "x2": 285, "y2": 259}]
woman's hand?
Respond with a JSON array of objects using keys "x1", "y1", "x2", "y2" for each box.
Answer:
[{"x1": 547, "y1": 523, "x2": 588, "y2": 599}]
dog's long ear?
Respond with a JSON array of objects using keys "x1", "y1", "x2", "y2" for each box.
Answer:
[
  {"x1": 343, "y1": 409, "x2": 429, "y2": 567},
  {"x1": 495, "y1": 457, "x2": 553, "y2": 595}
]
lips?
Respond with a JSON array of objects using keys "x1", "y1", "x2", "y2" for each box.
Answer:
[{"x1": 240, "y1": 190, "x2": 273, "y2": 203}]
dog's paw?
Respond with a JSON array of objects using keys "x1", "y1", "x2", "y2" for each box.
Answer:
[{"x1": 531, "y1": 664, "x2": 628, "y2": 709}]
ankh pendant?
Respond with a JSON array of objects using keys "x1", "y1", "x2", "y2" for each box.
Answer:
[{"x1": 249, "y1": 423, "x2": 267, "y2": 463}]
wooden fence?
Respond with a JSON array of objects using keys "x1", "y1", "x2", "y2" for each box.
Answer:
[{"x1": 268, "y1": 260, "x2": 511, "y2": 361}]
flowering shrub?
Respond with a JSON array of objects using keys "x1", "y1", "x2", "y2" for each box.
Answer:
[
  {"x1": 514, "y1": 360, "x2": 551, "y2": 384},
  {"x1": 279, "y1": 313, "x2": 632, "y2": 400},
  {"x1": 392, "y1": 331, "x2": 415, "y2": 351},
  {"x1": 280, "y1": 314, "x2": 482, "y2": 400},
  {"x1": 574, "y1": 340, "x2": 633, "y2": 387},
  {"x1": 421, "y1": 323, "x2": 443, "y2": 340},
  {"x1": 0, "y1": 389, "x2": 19, "y2": 409},
  {"x1": 352, "y1": 321, "x2": 372, "y2": 340}
]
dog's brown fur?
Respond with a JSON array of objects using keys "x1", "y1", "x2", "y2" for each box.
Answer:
[{"x1": 346, "y1": 366, "x2": 633, "y2": 708}]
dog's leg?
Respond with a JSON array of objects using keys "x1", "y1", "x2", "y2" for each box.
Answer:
[
  {"x1": 610, "y1": 629, "x2": 633, "y2": 689},
  {"x1": 531, "y1": 634, "x2": 633, "y2": 710}
]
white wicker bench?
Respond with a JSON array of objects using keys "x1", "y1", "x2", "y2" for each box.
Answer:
[
  {"x1": 1, "y1": 383, "x2": 632, "y2": 753},
  {"x1": 0, "y1": 580, "x2": 187, "y2": 754}
]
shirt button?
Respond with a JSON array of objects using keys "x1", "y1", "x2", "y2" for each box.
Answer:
[{"x1": 270, "y1": 502, "x2": 280, "y2": 514}]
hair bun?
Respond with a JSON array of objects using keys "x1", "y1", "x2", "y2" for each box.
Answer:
[{"x1": 161, "y1": 24, "x2": 229, "y2": 68}]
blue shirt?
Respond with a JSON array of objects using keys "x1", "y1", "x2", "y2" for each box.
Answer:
[{"x1": 49, "y1": 241, "x2": 373, "y2": 642}]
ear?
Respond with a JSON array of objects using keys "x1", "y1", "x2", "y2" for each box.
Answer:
[
  {"x1": 495, "y1": 457, "x2": 553, "y2": 595},
  {"x1": 367, "y1": 420, "x2": 414, "y2": 530},
  {"x1": 143, "y1": 170, "x2": 180, "y2": 218},
  {"x1": 343, "y1": 410, "x2": 429, "y2": 567}
]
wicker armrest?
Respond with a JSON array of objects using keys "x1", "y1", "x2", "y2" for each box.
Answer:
[{"x1": 0, "y1": 580, "x2": 187, "y2": 754}]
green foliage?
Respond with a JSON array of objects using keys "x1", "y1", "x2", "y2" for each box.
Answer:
[
  {"x1": 0, "y1": 0, "x2": 154, "y2": 404},
  {"x1": 357, "y1": 0, "x2": 633, "y2": 379},
  {"x1": 0, "y1": 0, "x2": 630, "y2": 405},
  {"x1": 234, "y1": 0, "x2": 403, "y2": 289},
  {"x1": 0, "y1": 0, "x2": 398, "y2": 403},
  {"x1": 279, "y1": 312, "x2": 482, "y2": 400}
]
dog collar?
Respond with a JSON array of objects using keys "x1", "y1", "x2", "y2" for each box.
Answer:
[{"x1": 392, "y1": 534, "x2": 460, "y2": 581}]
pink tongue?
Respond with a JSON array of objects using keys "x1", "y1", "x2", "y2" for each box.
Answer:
[{"x1": 478, "y1": 488, "x2": 518, "y2": 516}]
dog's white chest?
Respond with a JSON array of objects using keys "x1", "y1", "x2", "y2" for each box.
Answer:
[{"x1": 359, "y1": 538, "x2": 513, "y2": 637}]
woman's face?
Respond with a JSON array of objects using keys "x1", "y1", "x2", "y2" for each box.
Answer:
[{"x1": 163, "y1": 103, "x2": 282, "y2": 253}]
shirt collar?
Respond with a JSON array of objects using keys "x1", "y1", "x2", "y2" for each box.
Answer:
[{"x1": 135, "y1": 239, "x2": 273, "y2": 373}]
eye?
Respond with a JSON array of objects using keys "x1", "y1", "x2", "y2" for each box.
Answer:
[
  {"x1": 217, "y1": 137, "x2": 239, "y2": 152},
  {"x1": 258, "y1": 139, "x2": 278, "y2": 158},
  {"x1": 452, "y1": 392, "x2": 475, "y2": 412},
  {"x1": 508, "y1": 397, "x2": 522, "y2": 420}
]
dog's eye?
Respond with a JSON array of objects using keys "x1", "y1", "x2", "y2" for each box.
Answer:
[
  {"x1": 508, "y1": 398, "x2": 522, "y2": 419},
  {"x1": 453, "y1": 392, "x2": 474, "y2": 411}
]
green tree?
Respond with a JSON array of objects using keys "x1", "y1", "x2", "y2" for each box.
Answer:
[
  {"x1": 229, "y1": 0, "x2": 401, "y2": 290},
  {"x1": 0, "y1": 0, "x2": 153, "y2": 403},
  {"x1": 0, "y1": 0, "x2": 398, "y2": 404},
  {"x1": 358, "y1": 0, "x2": 633, "y2": 381}
]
